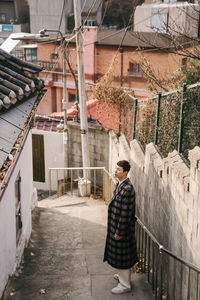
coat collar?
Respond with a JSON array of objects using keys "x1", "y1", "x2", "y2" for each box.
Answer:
[{"x1": 114, "y1": 177, "x2": 129, "y2": 195}]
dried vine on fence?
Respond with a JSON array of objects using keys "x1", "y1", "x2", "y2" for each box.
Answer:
[{"x1": 93, "y1": 64, "x2": 134, "y2": 138}]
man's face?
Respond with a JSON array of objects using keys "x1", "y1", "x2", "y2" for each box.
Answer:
[{"x1": 114, "y1": 165, "x2": 127, "y2": 181}]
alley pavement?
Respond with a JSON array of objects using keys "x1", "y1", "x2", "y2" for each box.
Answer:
[{"x1": 3, "y1": 194, "x2": 154, "y2": 300}]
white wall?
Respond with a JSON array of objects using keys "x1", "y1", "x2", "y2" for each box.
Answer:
[
  {"x1": 32, "y1": 129, "x2": 64, "y2": 191},
  {"x1": 32, "y1": 123, "x2": 109, "y2": 192},
  {"x1": 0, "y1": 131, "x2": 34, "y2": 298},
  {"x1": 134, "y1": 3, "x2": 200, "y2": 37}
]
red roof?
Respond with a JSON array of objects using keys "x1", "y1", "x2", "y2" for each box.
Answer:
[{"x1": 50, "y1": 99, "x2": 119, "y2": 131}]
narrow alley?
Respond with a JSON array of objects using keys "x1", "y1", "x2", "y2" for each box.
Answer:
[{"x1": 3, "y1": 195, "x2": 154, "y2": 300}]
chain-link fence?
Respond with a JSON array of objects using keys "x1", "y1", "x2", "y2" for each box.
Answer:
[{"x1": 127, "y1": 83, "x2": 200, "y2": 160}]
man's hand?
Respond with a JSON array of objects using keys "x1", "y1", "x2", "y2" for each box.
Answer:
[{"x1": 114, "y1": 233, "x2": 123, "y2": 240}]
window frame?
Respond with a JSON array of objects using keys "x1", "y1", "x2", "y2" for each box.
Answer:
[
  {"x1": 24, "y1": 48, "x2": 37, "y2": 63},
  {"x1": 128, "y1": 62, "x2": 143, "y2": 77}
]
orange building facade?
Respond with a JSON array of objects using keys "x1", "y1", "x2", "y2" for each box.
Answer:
[{"x1": 21, "y1": 27, "x2": 184, "y2": 117}]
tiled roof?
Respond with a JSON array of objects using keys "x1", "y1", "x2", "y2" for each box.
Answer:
[
  {"x1": 0, "y1": 48, "x2": 43, "y2": 112},
  {"x1": 0, "y1": 48, "x2": 44, "y2": 185},
  {"x1": 96, "y1": 30, "x2": 193, "y2": 49}
]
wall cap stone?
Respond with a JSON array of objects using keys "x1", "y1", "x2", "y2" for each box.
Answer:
[{"x1": 189, "y1": 146, "x2": 200, "y2": 170}]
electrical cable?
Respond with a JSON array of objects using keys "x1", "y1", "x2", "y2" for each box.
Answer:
[
  {"x1": 42, "y1": 0, "x2": 67, "y2": 82},
  {"x1": 81, "y1": 0, "x2": 88, "y2": 13},
  {"x1": 98, "y1": 0, "x2": 109, "y2": 29},
  {"x1": 82, "y1": 0, "x2": 100, "y2": 27}
]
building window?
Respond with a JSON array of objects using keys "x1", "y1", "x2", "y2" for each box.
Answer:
[
  {"x1": 15, "y1": 173, "x2": 22, "y2": 245},
  {"x1": 67, "y1": 13, "x2": 75, "y2": 31},
  {"x1": 84, "y1": 20, "x2": 96, "y2": 26},
  {"x1": 69, "y1": 93, "x2": 76, "y2": 102},
  {"x1": 25, "y1": 48, "x2": 37, "y2": 63},
  {"x1": 0, "y1": 13, "x2": 6, "y2": 24},
  {"x1": 11, "y1": 42, "x2": 23, "y2": 59},
  {"x1": 152, "y1": 7, "x2": 168, "y2": 33},
  {"x1": 179, "y1": 57, "x2": 187, "y2": 70},
  {"x1": 128, "y1": 63, "x2": 143, "y2": 77},
  {"x1": 51, "y1": 53, "x2": 59, "y2": 60}
]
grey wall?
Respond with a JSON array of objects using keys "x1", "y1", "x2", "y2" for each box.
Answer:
[
  {"x1": 30, "y1": 0, "x2": 66, "y2": 34},
  {"x1": 14, "y1": 0, "x2": 30, "y2": 23},
  {"x1": 29, "y1": 0, "x2": 103, "y2": 33},
  {"x1": 68, "y1": 121, "x2": 109, "y2": 168},
  {"x1": 0, "y1": 2, "x2": 15, "y2": 24}
]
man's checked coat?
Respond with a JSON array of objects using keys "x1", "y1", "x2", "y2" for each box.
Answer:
[{"x1": 103, "y1": 177, "x2": 138, "y2": 269}]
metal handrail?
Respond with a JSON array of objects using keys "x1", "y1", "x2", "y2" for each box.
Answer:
[
  {"x1": 136, "y1": 218, "x2": 200, "y2": 300},
  {"x1": 48, "y1": 166, "x2": 200, "y2": 299},
  {"x1": 137, "y1": 218, "x2": 200, "y2": 274},
  {"x1": 107, "y1": 170, "x2": 200, "y2": 300}
]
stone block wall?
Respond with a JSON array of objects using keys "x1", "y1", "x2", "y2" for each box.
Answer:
[
  {"x1": 67, "y1": 121, "x2": 109, "y2": 168},
  {"x1": 33, "y1": 121, "x2": 109, "y2": 191},
  {"x1": 109, "y1": 132, "x2": 200, "y2": 268},
  {"x1": 68, "y1": 122, "x2": 109, "y2": 186}
]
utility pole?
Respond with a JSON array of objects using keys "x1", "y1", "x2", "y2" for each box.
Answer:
[
  {"x1": 39, "y1": 29, "x2": 68, "y2": 168},
  {"x1": 62, "y1": 39, "x2": 68, "y2": 168},
  {"x1": 73, "y1": 0, "x2": 90, "y2": 178}
]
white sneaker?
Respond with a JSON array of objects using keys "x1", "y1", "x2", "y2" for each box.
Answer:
[
  {"x1": 114, "y1": 274, "x2": 119, "y2": 281},
  {"x1": 111, "y1": 283, "x2": 131, "y2": 294}
]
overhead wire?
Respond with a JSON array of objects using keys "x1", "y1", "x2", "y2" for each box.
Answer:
[
  {"x1": 81, "y1": 0, "x2": 88, "y2": 13},
  {"x1": 41, "y1": 0, "x2": 191, "y2": 102},
  {"x1": 98, "y1": 0, "x2": 109, "y2": 29},
  {"x1": 81, "y1": 0, "x2": 101, "y2": 27},
  {"x1": 42, "y1": 0, "x2": 67, "y2": 82},
  {"x1": 42, "y1": 0, "x2": 102, "y2": 82}
]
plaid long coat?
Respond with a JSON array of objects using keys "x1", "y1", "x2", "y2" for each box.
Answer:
[{"x1": 103, "y1": 177, "x2": 138, "y2": 269}]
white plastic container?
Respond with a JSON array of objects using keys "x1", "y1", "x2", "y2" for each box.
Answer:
[{"x1": 78, "y1": 178, "x2": 91, "y2": 197}]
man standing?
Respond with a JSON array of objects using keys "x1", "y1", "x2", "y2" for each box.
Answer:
[{"x1": 103, "y1": 160, "x2": 138, "y2": 294}]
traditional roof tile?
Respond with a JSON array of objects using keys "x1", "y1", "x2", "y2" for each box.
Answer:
[
  {"x1": 0, "y1": 48, "x2": 44, "y2": 112},
  {"x1": 0, "y1": 48, "x2": 45, "y2": 187}
]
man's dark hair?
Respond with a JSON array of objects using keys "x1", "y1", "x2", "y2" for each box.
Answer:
[{"x1": 117, "y1": 160, "x2": 131, "y2": 173}]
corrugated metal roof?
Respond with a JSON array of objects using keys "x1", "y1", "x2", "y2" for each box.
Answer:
[{"x1": 0, "y1": 93, "x2": 39, "y2": 170}]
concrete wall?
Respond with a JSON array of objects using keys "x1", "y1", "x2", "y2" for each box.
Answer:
[
  {"x1": 0, "y1": 132, "x2": 35, "y2": 298},
  {"x1": 109, "y1": 132, "x2": 200, "y2": 267},
  {"x1": 29, "y1": 0, "x2": 66, "y2": 34},
  {"x1": 134, "y1": 3, "x2": 200, "y2": 37},
  {"x1": 0, "y1": 2, "x2": 15, "y2": 24},
  {"x1": 14, "y1": 0, "x2": 29, "y2": 23},
  {"x1": 33, "y1": 121, "x2": 109, "y2": 191},
  {"x1": 29, "y1": 0, "x2": 102, "y2": 34},
  {"x1": 81, "y1": 0, "x2": 103, "y2": 25}
]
